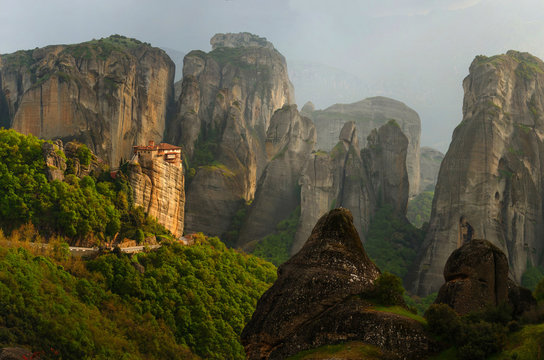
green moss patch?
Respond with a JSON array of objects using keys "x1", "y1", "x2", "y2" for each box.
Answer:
[{"x1": 287, "y1": 341, "x2": 384, "y2": 360}]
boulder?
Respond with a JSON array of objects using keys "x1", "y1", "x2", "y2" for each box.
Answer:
[
  {"x1": 434, "y1": 239, "x2": 535, "y2": 315},
  {"x1": 0, "y1": 348, "x2": 32, "y2": 360}
]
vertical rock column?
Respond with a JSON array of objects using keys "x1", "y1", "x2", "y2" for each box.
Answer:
[{"x1": 128, "y1": 153, "x2": 185, "y2": 238}]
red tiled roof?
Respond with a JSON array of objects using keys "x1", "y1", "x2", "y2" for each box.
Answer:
[
  {"x1": 133, "y1": 142, "x2": 181, "y2": 151},
  {"x1": 157, "y1": 143, "x2": 181, "y2": 150}
]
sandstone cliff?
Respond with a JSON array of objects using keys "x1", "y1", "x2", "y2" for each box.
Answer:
[
  {"x1": 411, "y1": 51, "x2": 544, "y2": 295},
  {"x1": 419, "y1": 147, "x2": 444, "y2": 192},
  {"x1": 242, "y1": 208, "x2": 436, "y2": 360},
  {"x1": 0, "y1": 35, "x2": 175, "y2": 166},
  {"x1": 293, "y1": 120, "x2": 409, "y2": 254},
  {"x1": 171, "y1": 33, "x2": 294, "y2": 236},
  {"x1": 305, "y1": 96, "x2": 421, "y2": 197},
  {"x1": 128, "y1": 151, "x2": 185, "y2": 238},
  {"x1": 362, "y1": 120, "x2": 409, "y2": 215},
  {"x1": 41, "y1": 139, "x2": 105, "y2": 181},
  {"x1": 237, "y1": 105, "x2": 316, "y2": 247}
]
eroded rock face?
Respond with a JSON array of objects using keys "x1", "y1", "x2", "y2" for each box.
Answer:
[
  {"x1": 419, "y1": 147, "x2": 444, "y2": 192},
  {"x1": 362, "y1": 120, "x2": 409, "y2": 215},
  {"x1": 242, "y1": 208, "x2": 436, "y2": 360},
  {"x1": 42, "y1": 140, "x2": 66, "y2": 181},
  {"x1": 0, "y1": 347, "x2": 32, "y2": 360},
  {"x1": 411, "y1": 51, "x2": 544, "y2": 295},
  {"x1": 293, "y1": 121, "x2": 409, "y2": 254},
  {"x1": 434, "y1": 239, "x2": 535, "y2": 316},
  {"x1": 307, "y1": 96, "x2": 421, "y2": 197},
  {"x1": 210, "y1": 32, "x2": 275, "y2": 50},
  {"x1": 0, "y1": 36, "x2": 174, "y2": 166},
  {"x1": 237, "y1": 105, "x2": 316, "y2": 247},
  {"x1": 434, "y1": 239, "x2": 509, "y2": 315},
  {"x1": 171, "y1": 33, "x2": 294, "y2": 236},
  {"x1": 128, "y1": 152, "x2": 185, "y2": 238}
]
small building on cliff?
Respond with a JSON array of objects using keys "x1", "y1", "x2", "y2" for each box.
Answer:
[
  {"x1": 128, "y1": 140, "x2": 185, "y2": 238},
  {"x1": 133, "y1": 140, "x2": 182, "y2": 166}
]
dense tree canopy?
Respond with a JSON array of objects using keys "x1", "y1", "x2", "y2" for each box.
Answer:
[
  {"x1": 0, "y1": 129, "x2": 170, "y2": 243},
  {"x1": 0, "y1": 232, "x2": 276, "y2": 359}
]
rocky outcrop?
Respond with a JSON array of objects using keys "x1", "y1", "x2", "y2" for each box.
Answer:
[
  {"x1": 210, "y1": 32, "x2": 275, "y2": 50},
  {"x1": 419, "y1": 147, "x2": 444, "y2": 192},
  {"x1": 128, "y1": 151, "x2": 185, "y2": 238},
  {"x1": 0, "y1": 35, "x2": 175, "y2": 166},
  {"x1": 306, "y1": 96, "x2": 421, "y2": 197},
  {"x1": 362, "y1": 120, "x2": 409, "y2": 215},
  {"x1": 42, "y1": 140, "x2": 66, "y2": 181},
  {"x1": 237, "y1": 105, "x2": 316, "y2": 247},
  {"x1": 293, "y1": 121, "x2": 409, "y2": 254},
  {"x1": 242, "y1": 208, "x2": 436, "y2": 360},
  {"x1": 434, "y1": 239, "x2": 535, "y2": 316},
  {"x1": 41, "y1": 139, "x2": 104, "y2": 180},
  {"x1": 0, "y1": 347, "x2": 32, "y2": 360},
  {"x1": 171, "y1": 33, "x2": 294, "y2": 236},
  {"x1": 419, "y1": 146, "x2": 444, "y2": 192},
  {"x1": 411, "y1": 51, "x2": 544, "y2": 295}
]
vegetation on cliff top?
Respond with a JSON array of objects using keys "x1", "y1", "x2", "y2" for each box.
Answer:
[
  {"x1": 64, "y1": 34, "x2": 148, "y2": 60},
  {"x1": 1, "y1": 35, "x2": 150, "y2": 70},
  {"x1": 473, "y1": 51, "x2": 544, "y2": 80},
  {"x1": 0, "y1": 231, "x2": 276, "y2": 359},
  {"x1": 287, "y1": 342, "x2": 384, "y2": 360}
]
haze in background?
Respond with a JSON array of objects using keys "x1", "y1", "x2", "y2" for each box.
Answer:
[{"x1": 2, "y1": 0, "x2": 544, "y2": 151}]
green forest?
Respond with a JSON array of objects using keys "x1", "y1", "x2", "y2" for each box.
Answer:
[
  {"x1": 0, "y1": 231, "x2": 276, "y2": 359},
  {"x1": 0, "y1": 129, "x2": 277, "y2": 358},
  {"x1": 0, "y1": 129, "x2": 170, "y2": 243}
]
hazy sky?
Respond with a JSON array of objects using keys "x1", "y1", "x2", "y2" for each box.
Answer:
[{"x1": 2, "y1": 0, "x2": 544, "y2": 150}]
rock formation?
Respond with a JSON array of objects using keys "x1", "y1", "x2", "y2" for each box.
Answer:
[
  {"x1": 237, "y1": 105, "x2": 316, "y2": 247},
  {"x1": 171, "y1": 33, "x2": 294, "y2": 236},
  {"x1": 293, "y1": 120, "x2": 409, "y2": 254},
  {"x1": 362, "y1": 120, "x2": 409, "y2": 215},
  {"x1": 434, "y1": 239, "x2": 535, "y2": 316},
  {"x1": 42, "y1": 140, "x2": 67, "y2": 181},
  {"x1": 305, "y1": 96, "x2": 421, "y2": 197},
  {"x1": 41, "y1": 139, "x2": 105, "y2": 181},
  {"x1": 0, "y1": 347, "x2": 32, "y2": 360},
  {"x1": 419, "y1": 147, "x2": 444, "y2": 192},
  {"x1": 128, "y1": 145, "x2": 185, "y2": 238},
  {"x1": 242, "y1": 208, "x2": 436, "y2": 360},
  {"x1": 0, "y1": 35, "x2": 175, "y2": 166},
  {"x1": 411, "y1": 51, "x2": 544, "y2": 295}
]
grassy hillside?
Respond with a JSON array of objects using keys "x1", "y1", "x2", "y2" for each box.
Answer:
[{"x1": 0, "y1": 231, "x2": 276, "y2": 359}]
